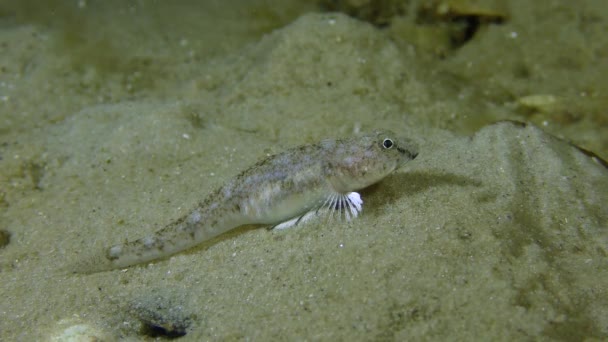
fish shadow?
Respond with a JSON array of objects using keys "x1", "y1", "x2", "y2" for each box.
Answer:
[{"x1": 361, "y1": 171, "x2": 482, "y2": 208}]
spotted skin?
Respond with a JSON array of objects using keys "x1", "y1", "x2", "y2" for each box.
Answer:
[{"x1": 86, "y1": 130, "x2": 418, "y2": 272}]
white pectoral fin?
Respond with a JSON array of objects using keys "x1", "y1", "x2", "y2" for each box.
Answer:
[
  {"x1": 270, "y1": 191, "x2": 364, "y2": 231},
  {"x1": 346, "y1": 192, "x2": 363, "y2": 216},
  {"x1": 327, "y1": 191, "x2": 363, "y2": 221}
]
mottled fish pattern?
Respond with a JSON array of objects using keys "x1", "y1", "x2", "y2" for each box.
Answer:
[{"x1": 78, "y1": 130, "x2": 418, "y2": 272}]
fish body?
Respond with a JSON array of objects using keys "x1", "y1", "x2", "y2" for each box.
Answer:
[{"x1": 100, "y1": 130, "x2": 418, "y2": 270}]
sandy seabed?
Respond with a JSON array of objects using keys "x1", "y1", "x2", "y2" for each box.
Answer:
[{"x1": 0, "y1": 1, "x2": 606, "y2": 340}]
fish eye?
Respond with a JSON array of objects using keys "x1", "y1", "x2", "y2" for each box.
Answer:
[{"x1": 382, "y1": 138, "x2": 394, "y2": 149}]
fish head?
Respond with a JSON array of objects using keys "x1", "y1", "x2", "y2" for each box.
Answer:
[{"x1": 325, "y1": 130, "x2": 418, "y2": 193}]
